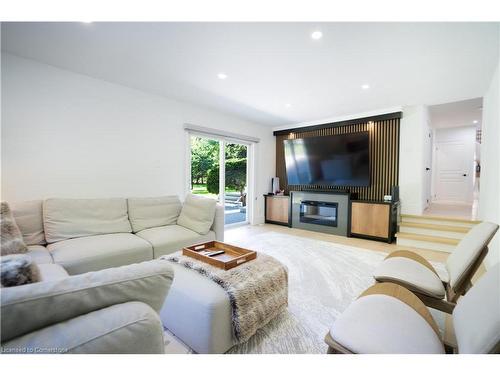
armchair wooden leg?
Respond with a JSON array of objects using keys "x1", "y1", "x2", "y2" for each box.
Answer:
[{"x1": 324, "y1": 332, "x2": 354, "y2": 354}]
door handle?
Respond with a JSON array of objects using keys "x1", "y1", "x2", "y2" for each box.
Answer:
[
  {"x1": 463, "y1": 174, "x2": 467, "y2": 177},
  {"x1": 425, "y1": 167, "x2": 431, "y2": 171}
]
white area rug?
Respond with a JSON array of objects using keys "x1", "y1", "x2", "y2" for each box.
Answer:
[{"x1": 164, "y1": 231, "x2": 446, "y2": 354}]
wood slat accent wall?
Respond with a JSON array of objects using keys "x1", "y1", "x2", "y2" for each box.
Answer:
[{"x1": 276, "y1": 118, "x2": 400, "y2": 200}]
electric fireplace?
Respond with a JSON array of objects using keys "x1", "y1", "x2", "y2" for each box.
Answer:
[{"x1": 299, "y1": 200, "x2": 338, "y2": 227}]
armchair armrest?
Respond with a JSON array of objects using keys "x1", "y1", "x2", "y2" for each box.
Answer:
[
  {"x1": 1, "y1": 260, "x2": 174, "y2": 343},
  {"x1": 211, "y1": 203, "x2": 225, "y2": 241}
]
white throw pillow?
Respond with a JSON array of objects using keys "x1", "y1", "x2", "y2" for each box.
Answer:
[
  {"x1": 177, "y1": 194, "x2": 217, "y2": 235},
  {"x1": 11, "y1": 200, "x2": 46, "y2": 246},
  {"x1": 128, "y1": 196, "x2": 182, "y2": 233}
]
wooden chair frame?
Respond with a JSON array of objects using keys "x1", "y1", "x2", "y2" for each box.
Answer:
[{"x1": 325, "y1": 332, "x2": 353, "y2": 354}]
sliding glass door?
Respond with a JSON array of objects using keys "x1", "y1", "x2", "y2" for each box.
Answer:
[
  {"x1": 189, "y1": 136, "x2": 220, "y2": 199},
  {"x1": 223, "y1": 142, "x2": 248, "y2": 225},
  {"x1": 189, "y1": 135, "x2": 249, "y2": 225}
]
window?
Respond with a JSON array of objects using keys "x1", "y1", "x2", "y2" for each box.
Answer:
[{"x1": 188, "y1": 134, "x2": 250, "y2": 226}]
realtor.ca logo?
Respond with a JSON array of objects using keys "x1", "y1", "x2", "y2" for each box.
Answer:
[{"x1": 1, "y1": 346, "x2": 69, "y2": 354}]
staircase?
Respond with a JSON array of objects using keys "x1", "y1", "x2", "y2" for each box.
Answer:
[
  {"x1": 396, "y1": 214, "x2": 481, "y2": 253},
  {"x1": 224, "y1": 192, "x2": 241, "y2": 203}
]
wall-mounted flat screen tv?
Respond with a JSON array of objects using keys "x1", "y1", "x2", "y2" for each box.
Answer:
[{"x1": 284, "y1": 132, "x2": 370, "y2": 187}]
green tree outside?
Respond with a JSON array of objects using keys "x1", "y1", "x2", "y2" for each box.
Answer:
[
  {"x1": 190, "y1": 137, "x2": 219, "y2": 185},
  {"x1": 190, "y1": 137, "x2": 247, "y2": 203},
  {"x1": 206, "y1": 158, "x2": 247, "y2": 196}
]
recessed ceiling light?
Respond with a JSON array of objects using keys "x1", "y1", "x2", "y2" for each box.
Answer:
[
  {"x1": 217, "y1": 73, "x2": 228, "y2": 80},
  {"x1": 473, "y1": 120, "x2": 479, "y2": 124},
  {"x1": 311, "y1": 31, "x2": 323, "y2": 40},
  {"x1": 361, "y1": 84, "x2": 370, "y2": 90},
  {"x1": 285, "y1": 103, "x2": 292, "y2": 108}
]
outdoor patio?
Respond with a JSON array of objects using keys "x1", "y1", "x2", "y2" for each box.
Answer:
[{"x1": 224, "y1": 192, "x2": 247, "y2": 225}]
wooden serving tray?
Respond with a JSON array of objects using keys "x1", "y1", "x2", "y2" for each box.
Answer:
[{"x1": 183, "y1": 241, "x2": 257, "y2": 270}]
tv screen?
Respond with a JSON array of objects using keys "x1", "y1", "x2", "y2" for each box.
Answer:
[{"x1": 284, "y1": 132, "x2": 370, "y2": 187}]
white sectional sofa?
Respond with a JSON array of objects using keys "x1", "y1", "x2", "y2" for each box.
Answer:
[
  {"x1": 1, "y1": 260, "x2": 175, "y2": 353},
  {"x1": 11, "y1": 195, "x2": 224, "y2": 275},
  {"x1": 4, "y1": 194, "x2": 228, "y2": 353}
]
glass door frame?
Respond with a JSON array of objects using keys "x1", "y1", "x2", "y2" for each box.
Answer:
[{"x1": 186, "y1": 132, "x2": 254, "y2": 227}]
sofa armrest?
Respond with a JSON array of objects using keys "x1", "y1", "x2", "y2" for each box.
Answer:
[
  {"x1": 211, "y1": 203, "x2": 225, "y2": 241},
  {"x1": 2, "y1": 302, "x2": 165, "y2": 354},
  {"x1": 1, "y1": 260, "x2": 174, "y2": 343}
]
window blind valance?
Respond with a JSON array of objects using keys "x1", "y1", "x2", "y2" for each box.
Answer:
[{"x1": 184, "y1": 124, "x2": 260, "y2": 144}]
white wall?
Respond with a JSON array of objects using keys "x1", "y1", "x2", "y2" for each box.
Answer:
[
  {"x1": 480, "y1": 51, "x2": 500, "y2": 269},
  {"x1": 431, "y1": 126, "x2": 476, "y2": 204},
  {"x1": 1, "y1": 53, "x2": 275, "y2": 224},
  {"x1": 399, "y1": 105, "x2": 429, "y2": 215}
]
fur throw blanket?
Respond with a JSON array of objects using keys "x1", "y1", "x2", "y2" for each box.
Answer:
[
  {"x1": 1, "y1": 254, "x2": 40, "y2": 287},
  {"x1": 1, "y1": 201, "x2": 28, "y2": 256},
  {"x1": 164, "y1": 251, "x2": 288, "y2": 343}
]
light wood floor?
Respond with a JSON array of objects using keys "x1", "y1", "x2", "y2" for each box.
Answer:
[
  {"x1": 226, "y1": 223, "x2": 485, "y2": 282},
  {"x1": 226, "y1": 223, "x2": 450, "y2": 263}
]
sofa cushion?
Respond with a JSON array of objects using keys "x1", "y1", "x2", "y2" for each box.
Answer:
[
  {"x1": 127, "y1": 196, "x2": 182, "y2": 233},
  {"x1": 11, "y1": 200, "x2": 46, "y2": 245},
  {"x1": 1, "y1": 202, "x2": 28, "y2": 255},
  {"x1": 177, "y1": 194, "x2": 217, "y2": 235},
  {"x1": 27, "y1": 245, "x2": 53, "y2": 265},
  {"x1": 43, "y1": 198, "x2": 132, "y2": 243},
  {"x1": 38, "y1": 264, "x2": 69, "y2": 282},
  {"x1": 47, "y1": 233, "x2": 153, "y2": 275},
  {"x1": 137, "y1": 224, "x2": 216, "y2": 258}
]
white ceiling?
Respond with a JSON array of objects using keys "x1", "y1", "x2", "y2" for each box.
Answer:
[
  {"x1": 429, "y1": 97, "x2": 483, "y2": 129},
  {"x1": 2, "y1": 22, "x2": 499, "y2": 127}
]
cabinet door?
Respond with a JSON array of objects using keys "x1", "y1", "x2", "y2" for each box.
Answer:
[
  {"x1": 266, "y1": 197, "x2": 289, "y2": 223},
  {"x1": 350, "y1": 202, "x2": 390, "y2": 238}
]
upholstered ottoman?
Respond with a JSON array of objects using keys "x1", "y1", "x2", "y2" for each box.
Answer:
[
  {"x1": 160, "y1": 263, "x2": 234, "y2": 354},
  {"x1": 159, "y1": 251, "x2": 288, "y2": 354}
]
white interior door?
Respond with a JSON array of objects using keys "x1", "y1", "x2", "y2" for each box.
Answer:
[
  {"x1": 423, "y1": 127, "x2": 433, "y2": 208},
  {"x1": 435, "y1": 141, "x2": 473, "y2": 203}
]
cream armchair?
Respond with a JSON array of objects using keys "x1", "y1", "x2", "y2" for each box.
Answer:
[
  {"x1": 373, "y1": 221, "x2": 498, "y2": 313},
  {"x1": 326, "y1": 263, "x2": 500, "y2": 354},
  {"x1": 1, "y1": 260, "x2": 174, "y2": 354}
]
